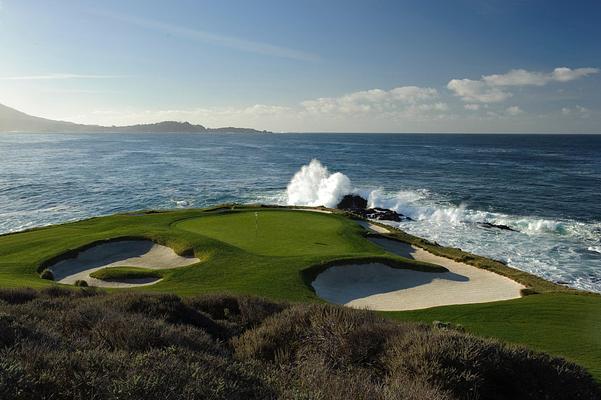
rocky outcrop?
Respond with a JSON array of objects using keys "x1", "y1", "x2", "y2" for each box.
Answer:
[
  {"x1": 336, "y1": 194, "x2": 367, "y2": 210},
  {"x1": 336, "y1": 194, "x2": 411, "y2": 222},
  {"x1": 479, "y1": 222, "x2": 518, "y2": 232}
]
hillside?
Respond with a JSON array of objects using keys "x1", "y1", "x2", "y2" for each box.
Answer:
[
  {"x1": 0, "y1": 103, "x2": 268, "y2": 134},
  {"x1": 0, "y1": 288, "x2": 598, "y2": 400}
]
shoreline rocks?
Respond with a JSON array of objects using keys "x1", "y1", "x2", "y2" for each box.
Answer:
[{"x1": 336, "y1": 194, "x2": 411, "y2": 222}]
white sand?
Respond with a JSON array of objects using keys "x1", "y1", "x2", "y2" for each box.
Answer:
[
  {"x1": 49, "y1": 240, "x2": 199, "y2": 288},
  {"x1": 356, "y1": 220, "x2": 392, "y2": 234},
  {"x1": 312, "y1": 227, "x2": 524, "y2": 310},
  {"x1": 294, "y1": 208, "x2": 333, "y2": 214}
]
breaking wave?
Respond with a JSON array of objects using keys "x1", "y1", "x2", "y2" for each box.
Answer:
[{"x1": 286, "y1": 159, "x2": 353, "y2": 208}]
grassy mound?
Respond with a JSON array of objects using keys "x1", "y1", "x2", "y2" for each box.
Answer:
[
  {"x1": 0, "y1": 288, "x2": 598, "y2": 400},
  {"x1": 90, "y1": 266, "x2": 162, "y2": 281}
]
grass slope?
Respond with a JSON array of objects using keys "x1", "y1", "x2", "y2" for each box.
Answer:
[{"x1": 387, "y1": 293, "x2": 601, "y2": 382}]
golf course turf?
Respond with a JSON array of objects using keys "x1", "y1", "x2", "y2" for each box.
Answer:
[{"x1": 0, "y1": 205, "x2": 600, "y2": 382}]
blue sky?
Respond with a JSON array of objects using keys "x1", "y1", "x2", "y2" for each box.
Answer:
[{"x1": 1, "y1": 0, "x2": 600, "y2": 132}]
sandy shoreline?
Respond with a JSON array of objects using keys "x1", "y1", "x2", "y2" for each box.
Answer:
[
  {"x1": 49, "y1": 240, "x2": 199, "y2": 288},
  {"x1": 312, "y1": 220, "x2": 524, "y2": 311}
]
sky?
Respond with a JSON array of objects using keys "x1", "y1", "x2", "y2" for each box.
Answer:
[{"x1": 1, "y1": 0, "x2": 600, "y2": 133}]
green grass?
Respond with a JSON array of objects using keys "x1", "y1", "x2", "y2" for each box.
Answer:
[
  {"x1": 0, "y1": 205, "x2": 600, "y2": 381},
  {"x1": 386, "y1": 293, "x2": 601, "y2": 382},
  {"x1": 89, "y1": 266, "x2": 162, "y2": 280},
  {"x1": 0, "y1": 206, "x2": 420, "y2": 301},
  {"x1": 176, "y1": 211, "x2": 364, "y2": 257}
]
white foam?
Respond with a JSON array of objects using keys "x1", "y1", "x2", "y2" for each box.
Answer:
[
  {"x1": 589, "y1": 246, "x2": 601, "y2": 255},
  {"x1": 286, "y1": 159, "x2": 353, "y2": 208}
]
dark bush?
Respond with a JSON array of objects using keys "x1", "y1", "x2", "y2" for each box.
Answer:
[
  {"x1": 74, "y1": 280, "x2": 88, "y2": 287},
  {"x1": 39, "y1": 269, "x2": 54, "y2": 280},
  {"x1": 187, "y1": 293, "x2": 287, "y2": 328},
  {"x1": 98, "y1": 292, "x2": 225, "y2": 338},
  {"x1": 0, "y1": 290, "x2": 598, "y2": 400},
  {"x1": 0, "y1": 288, "x2": 38, "y2": 304}
]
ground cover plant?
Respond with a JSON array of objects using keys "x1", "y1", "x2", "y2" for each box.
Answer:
[{"x1": 0, "y1": 288, "x2": 599, "y2": 400}]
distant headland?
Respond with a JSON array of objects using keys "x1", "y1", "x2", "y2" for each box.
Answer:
[{"x1": 0, "y1": 103, "x2": 270, "y2": 134}]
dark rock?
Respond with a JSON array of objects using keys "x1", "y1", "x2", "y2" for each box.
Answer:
[
  {"x1": 364, "y1": 207, "x2": 404, "y2": 222},
  {"x1": 336, "y1": 194, "x2": 411, "y2": 222},
  {"x1": 479, "y1": 222, "x2": 518, "y2": 232},
  {"x1": 336, "y1": 194, "x2": 367, "y2": 210}
]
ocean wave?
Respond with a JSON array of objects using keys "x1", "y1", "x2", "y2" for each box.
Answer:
[
  {"x1": 286, "y1": 159, "x2": 352, "y2": 208},
  {"x1": 589, "y1": 246, "x2": 601, "y2": 255},
  {"x1": 285, "y1": 159, "x2": 589, "y2": 238}
]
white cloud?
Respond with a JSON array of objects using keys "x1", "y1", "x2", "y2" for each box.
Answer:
[
  {"x1": 483, "y1": 67, "x2": 599, "y2": 86},
  {"x1": 449, "y1": 66, "x2": 598, "y2": 103},
  {"x1": 447, "y1": 79, "x2": 511, "y2": 103},
  {"x1": 464, "y1": 104, "x2": 480, "y2": 111},
  {"x1": 0, "y1": 73, "x2": 123, "y2": 80},
  {"x1": 561, "y1": 105, "x2": 590, "y2": 118},
  {"x1": 506, "y1": 105, "x2": 523, "y2": 116},
  {"x1": 552, "y1": 67, "x2": 599, "y2": 82},
  {"x1": 301, "y1": 86, "x2": 440, "y2": 115},
  {"x1": 483, "y1": 69, "x2": 548, "y2": 86}
]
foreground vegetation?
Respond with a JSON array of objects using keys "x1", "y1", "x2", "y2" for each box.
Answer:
[
  {"x1": 0, "y1": 205, "x2": 600, "y2": 385},
  {"x1": 1, "y1": 288, "x2": 599, "y2": 400}
]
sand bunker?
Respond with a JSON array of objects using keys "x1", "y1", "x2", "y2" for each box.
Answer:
[
  {"x1": 48, "y1": 240, "x2": 199, "y2": 288},
  {"x1": 313, "y1": 227, "x2": 524, "y2": 310},
  {"x1": 356, "y1": 220, "x2": 391, "y2": 234}
]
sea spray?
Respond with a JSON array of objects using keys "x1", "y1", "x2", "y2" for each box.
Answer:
[{"x1": 286, "y1": 159, "x2": 353, "y2": 207}]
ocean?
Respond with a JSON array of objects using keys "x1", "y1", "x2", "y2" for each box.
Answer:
[{"x1": 1, "y1": 133, "x2": 600, "y2": 292}]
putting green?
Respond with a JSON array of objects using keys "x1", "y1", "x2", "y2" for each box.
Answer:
[{"x1": 176, "y1": 211, "x2": 365, "y2": 256}]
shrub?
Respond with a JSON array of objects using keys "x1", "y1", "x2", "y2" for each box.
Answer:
[
  {"x1": 74, "y1": 280, "x2": 88, "y2": 287},
  {"x1": 0, "y1": 290, "x2": 598, "y2": 400},
  {"x1": 39, "y1": 268, "x2": 54, "y2": 280},
  {"x1": 0, "y1": 288, "x2": 38, "y2": 304}
]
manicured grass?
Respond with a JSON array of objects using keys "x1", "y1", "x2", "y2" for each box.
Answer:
[
  {"x1": 89, "y1": 266, "x2": 162, "y2": 280},
  {"x1": 0, "y1": 206, "x2": 419, "y2": 301},
  {"x1": 176, "y1": 211, "x2": 365, "y2": 257},
  {"x1": 0, "y1": 205, "x2": 600, "y2": 381}
]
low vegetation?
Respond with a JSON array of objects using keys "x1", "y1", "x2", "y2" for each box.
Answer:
[
  {"x1": 0, "y1": 288, "x2": 598, "y2": 400},
  {"x1": 89, "y1": 266, "x2": 162, "y2": 281}
]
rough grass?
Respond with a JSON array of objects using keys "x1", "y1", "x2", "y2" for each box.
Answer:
[
  {"x1": 0, "y1": 289, "x2": 598, "y2": 400},
  {"x1": 90, "y1": 266, "x2": 162, "y2": 280}
]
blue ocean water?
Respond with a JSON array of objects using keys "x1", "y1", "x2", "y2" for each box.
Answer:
[{"x1": 0, "y1": 133, "x2": 600, "y2": 291}]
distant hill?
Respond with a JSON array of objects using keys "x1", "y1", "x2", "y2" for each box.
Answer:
[{"x1": 0, "y1": 103, "x2": 269, "y2": 134}]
